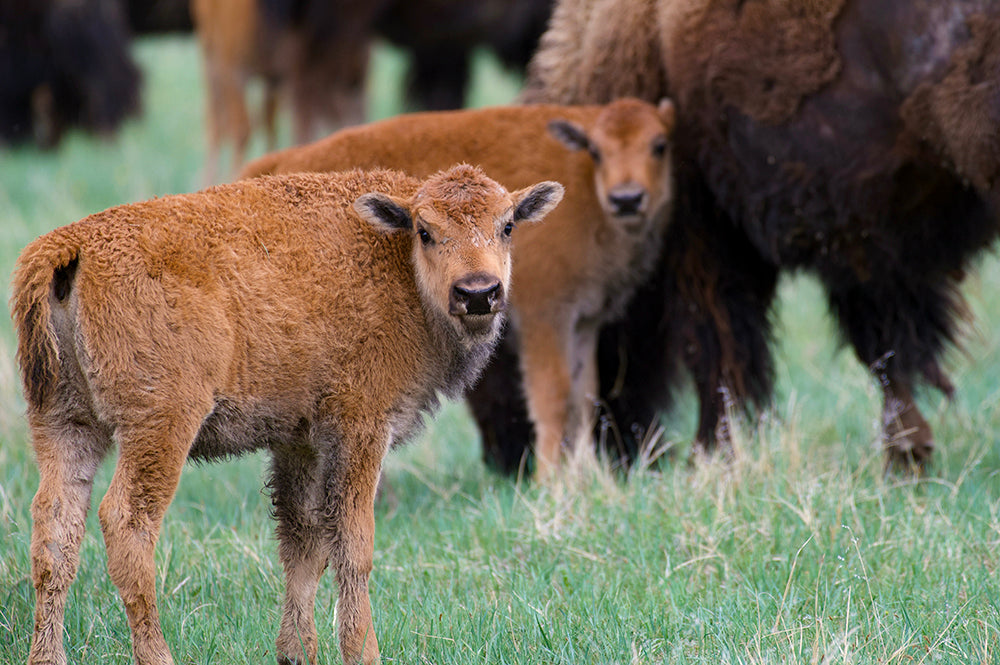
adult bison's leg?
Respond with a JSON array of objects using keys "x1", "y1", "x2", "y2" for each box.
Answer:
[
  {"x1": 270, "y1": 440, "x2": 327, "y2": 665},
  {"x1": 600, "y1": 171, "x2": 779, "y2": 462},
  {"x1": 683, "y1": 237, "x2": 778, "y2": 459},
  {"x1": 595, "y1": 264, "x2": 677, "y2": 464},
  {"x1": 28, "y1": 418, "x2": 113, "y2": 665},
  {"x1": 407, "y1": 44, "x2": 470, "y2": 111},
  {"x1": 879, "y1": 372, "x2": 936, "y2": 470},
  {"x1": 466, "y1": 328, "x2": 535, "y2": 475},
  {"x1": 323, "y1": 421, "x2": 388, "y2": 665},
  {"x1": 98, "y1": 405, "x2": 211, "y2": 665},
  {"x1": 826, "y1": 275, "x2": 962, "y2": 471}
]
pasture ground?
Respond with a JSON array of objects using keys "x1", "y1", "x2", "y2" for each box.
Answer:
[{"x1": 1, "y1": 36, "x2": 999, "y2": 664}]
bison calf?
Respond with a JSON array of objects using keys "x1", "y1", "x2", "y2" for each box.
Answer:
[
  {"x1": 12, "y1": 165, "x2": 562, "y2": 665},
  {"x1": 240, "y1": 97, "x2": 677, "y2": 479}
]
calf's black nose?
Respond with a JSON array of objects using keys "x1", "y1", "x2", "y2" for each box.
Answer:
[
  {"x1": 451, "y1": 277, "x2": 503, "y2": 316},
  {"x1": 608, "y1": 188, "x2": 645, "y2": 216}
]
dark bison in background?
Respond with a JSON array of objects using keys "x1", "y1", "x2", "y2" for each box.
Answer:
[
  {"x1": 376, "y1": 0, "x2": 554, "y2": 110},
  {"x1": 123, "y1": 0, "x2": 193, "y2": 33},
  {"x1": 472, "y1": 0, "x2": 1000, "y2": 473},
  {"x1": 260, "y1": 0, "x2": 554, "y2": 112},
  {"x1": 0, "y1": 0, "x2": 141, "y2": 147}
]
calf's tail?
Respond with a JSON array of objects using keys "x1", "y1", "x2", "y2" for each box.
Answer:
[{"x1": 10, "y1": 231, "x2": 81, "y2": 410}]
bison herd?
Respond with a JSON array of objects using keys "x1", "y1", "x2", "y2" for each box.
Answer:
[{"x1": 11, "y1": 0, "x2": 1000, "y2": 663}]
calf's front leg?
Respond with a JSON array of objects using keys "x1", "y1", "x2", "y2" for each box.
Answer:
[
  {"x1": 324, "y1": 422, "x2": 389, "y2": 665},
  {"x1": 520, "y1": 322, "x2": 574, "y2": 480},
  {"x1": 571, "y1": 324, "x2": 601, "y2": 445}
]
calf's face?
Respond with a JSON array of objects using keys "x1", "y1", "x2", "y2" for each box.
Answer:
[
  {"x1": 355, "y1": 164, "x2": 563, "y2": 345},
  {"x1": 550, "y1": 97, "x2": 676, "y2": 232}
]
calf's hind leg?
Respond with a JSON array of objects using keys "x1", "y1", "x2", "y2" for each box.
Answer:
[
  {"x1": 98, "y1": 407, "x2": 210, "y2": 665},
  {"x1": 28, "y1": 419, "x2": 113, "y2": 665}
]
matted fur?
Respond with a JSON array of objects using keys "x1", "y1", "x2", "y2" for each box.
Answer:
[
  {"x1": 522, "y1": 0, "x2": 666, "y2": 104},
  {"x1": 240, "y1": 99, "x2": 676, "y2": 477},
  {"x1": 900, "y1": 13, "x2": 1000, "y2": 194},
  {"x1": 12, "y1": 165, "x2": 562, "y2": 665},
  {"x1": 658, "y1": 0, "x2": 845, "y2": 123}
]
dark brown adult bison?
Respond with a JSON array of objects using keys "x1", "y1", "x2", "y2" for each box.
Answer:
[
  {"x1": 376, "y1": 0, "x2": 554, "y2": 110},
  {"x1": 0, "y1": 0, "x2": 141, "y2": 148},
  {"x1": 477, "y1": 0, "x2": 1000, "y2": 472}
]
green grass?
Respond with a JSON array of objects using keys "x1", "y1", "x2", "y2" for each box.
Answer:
[{"x1": 2, "y1": 35, "x2": 1000, "y2": 664}]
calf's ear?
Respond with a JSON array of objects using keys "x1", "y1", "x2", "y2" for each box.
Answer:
[
  {"x1": 548, "y1": 120, "x2": 590, "y2": 152},
  {"x1": 658, "y1": 98, "x2": 676, "y2": 132},
  {"x1": 354, "y1": 193, "x2": 412, "y2": 233},
  {"x1": 512, "y1": 181, "x2": 564, "y2": 224}
]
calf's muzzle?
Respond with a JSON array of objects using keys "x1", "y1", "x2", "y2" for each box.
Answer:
[
  {"x1": 608, "y1": 185, "x2": 647, "y2": 216},
  {"x1": 450, "y1": 273, "x2": 504, "y2": 316}
]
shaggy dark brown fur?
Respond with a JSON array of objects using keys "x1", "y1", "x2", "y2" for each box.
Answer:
[
  {"x1": 522, "y1": 0, "x2": 666, "y2": 104},
  {"x1": 506, "y1": 0, "x2": 1000, "y2": 470}
]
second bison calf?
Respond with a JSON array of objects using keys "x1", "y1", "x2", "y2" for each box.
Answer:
[
  {"x1": 12, "y1": 165, "x2": 562, "y2": 665},
  {"x1": 240, "y1": 97, "x2": 677, "y2": 479}
]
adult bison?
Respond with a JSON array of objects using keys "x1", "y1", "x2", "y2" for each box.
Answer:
[{"x1": 498, "y1": 0, "x2": 1000, "y2": 470}]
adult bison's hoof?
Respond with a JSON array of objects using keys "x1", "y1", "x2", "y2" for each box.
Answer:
[
  {"x1": 883, "y1": 403, "x2": 935, "y2": 473},
  {"x1": 687, "y1": 416, "x2": 735, "y2": 467},
  {"x1": 686, "y1": 440, "x2": 712, "y2": 468}
]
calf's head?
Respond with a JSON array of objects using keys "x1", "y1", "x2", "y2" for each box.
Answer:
[
  {"x1": 550, "y1": 97, "x2": 676, "y2": 232},
  {"x1": 355, "y1": 164, "x2": 563, "y2": 345}
]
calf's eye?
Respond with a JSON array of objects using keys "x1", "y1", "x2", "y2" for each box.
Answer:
[
  {"x1": 503, "y1": 222, "x2": 514, "y2": 237},
  {"x1": 651, "y1": 137, "x2": 668, "y2": 158},
  {"x1": 418, "y1": 228, "x2": 432, "y2": 245}
]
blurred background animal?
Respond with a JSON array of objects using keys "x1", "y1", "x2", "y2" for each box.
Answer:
[
  {"x1": 375, "y1": 0, "x2": 553, "y2": 111},
  {"x1": 190, "y1": 0, "x2": 374, "y2": 183},
  {"x1": 0, "y1": 0, "x2": 141, "y2": 148},
  {"x1": 1, "y1": 0, "x2": 551, "y2": 165},
  {"x1": 123, "y1": 0, "x2": 193, "y2": 33},
  {"x1": 191, "y1": 0, "x2": 554, "y2": 182}
]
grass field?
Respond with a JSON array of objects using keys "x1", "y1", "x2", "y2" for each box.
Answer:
[{"x1": 2, "y1": 36, "x2": 1000, "y2": 664}]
